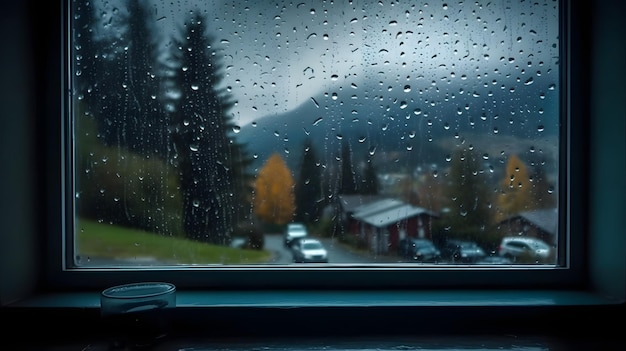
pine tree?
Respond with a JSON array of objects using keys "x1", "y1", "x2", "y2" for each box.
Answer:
[
  {"x1": 529, "y1": 161, "x2": 557, "y2": 209},
  {"x1": 360, "y1": 155, "x2": 380, "y2": 195},
  {"x1": 339, "y1": 139, "x2": 358, "y2": 194},
  {"x1": 72, "y1": 0, "x2": 98, "y2": 112},
  {"x1": 253, "y1": 153, "x2": 296, "y2": 226},
  {"x1": 117, "y1": 0, "x2": 169, "y2": 157},
  {"x1": 443, "y1": 147, "x2": 493, "y2": 238},
  {"x1": 73, "y1": 0, "x2": 127, "y2": 149},
  {"x1": 169, "y1": 11, "x2": 247, "y2": 244},
  {"x1": 295, "y1": 138, "x2": 323, "y2": 224}
]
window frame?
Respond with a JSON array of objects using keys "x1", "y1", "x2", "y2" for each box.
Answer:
[{"x1": 44, "y1": 0, "x2": 587, "y2": 291}]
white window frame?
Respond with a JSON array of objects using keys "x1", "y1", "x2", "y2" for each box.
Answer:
[{"x1": 44, "y1": 0, "x2": 587, "y2": 291}]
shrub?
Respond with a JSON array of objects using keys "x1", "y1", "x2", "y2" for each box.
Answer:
[{"x1": 233, "y1": 223, "x2": 265, "y2": 250}]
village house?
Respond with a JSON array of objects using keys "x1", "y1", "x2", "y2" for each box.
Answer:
[
  {"x1": 338, "y1": 195, "x2": 439, "y2": 255},
  {"x1": 498, "y1": 208, "x2": 558, "y2": 246}
]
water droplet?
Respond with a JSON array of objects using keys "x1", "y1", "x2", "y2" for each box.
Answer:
[{"x1": 311, "y1": 97, "x2": 319, "y2": 108}]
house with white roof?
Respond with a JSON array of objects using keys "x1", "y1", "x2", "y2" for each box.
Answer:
[{"x1": 345, "y1": 196, "x2": 439, "y2": 255}]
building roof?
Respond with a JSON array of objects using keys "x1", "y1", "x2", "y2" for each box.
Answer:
[
  {"x1": 337, "y1": 194, "x2": 386, "y2": 213},
  {"x1": 503, "y1": 208, "x2": 558, "y2": 235},
  {"x1": 352, "y1": 199, "x2": 436, "y2": 228},
  {"x1": 351, "y1": 198, "x2": 405, "y2": 217}
]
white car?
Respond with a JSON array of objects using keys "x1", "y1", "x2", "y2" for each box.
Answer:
[
  {"x1": 283, "y1": 222, "x2": 308, "y2": 247},
  {"x1": 291, "y1": 238, "x2": 328, "y2": 263},
  {"x1": 498, "y1": 236, "x2": 553, "y2": 263}
]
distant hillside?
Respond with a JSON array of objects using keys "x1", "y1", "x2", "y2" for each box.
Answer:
[{"x1": 234, "y1": 79, "x2": 560, "y2": 177}]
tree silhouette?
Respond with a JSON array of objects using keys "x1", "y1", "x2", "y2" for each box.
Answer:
[
  {"x1": 72, "y1": 0, "x2": 99, "y2": 112},
  {"x1": 254, "y1": 153, "x2": 296, "y2": 226},
  {"x1": 114, "y1": 0, "x2": 169, "y2": 156},
  {"x1": 72, "y1": 0, "x2": 181, "y2": 233},
  {"x1": 359, "y1": 155, "x2": 380, "y2": 195},
  {"x1": 74, "y1": 0, "x2": 130, "y2": 151},
  {"x1": 295, "y1": 138, "x2": 323, "y2": 224},
  {"x1": 339, "y1": 139, "x2": 358, "y2": 194},
  {"x1": 442, "y1": 147, "x2": 493, "y2": 239},
  {"x1": 169, "y1": 11, "x2": 247, "y2": 244},
  {"x1": 529, "y1": 161, "x2": 557, "y2": 209}
]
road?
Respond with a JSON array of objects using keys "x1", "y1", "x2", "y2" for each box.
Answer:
[
  {"x1": 263, "y1": 233, "x2": 406, "y2": 264},
  {"x1": 77, "y1": 233, "x2": 407, "y2": 267}
]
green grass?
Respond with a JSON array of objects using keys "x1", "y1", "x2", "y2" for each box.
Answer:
[{"x1": 76, "y1": 219, "x2": 273, "y2": 264}]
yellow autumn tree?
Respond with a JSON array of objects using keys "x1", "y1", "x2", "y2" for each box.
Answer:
[
  {"x1": 495, "y1": 154, "x2": 533, "y2": 222},
  {"x1": 253, "y1": 153, "x2": 296, "y2": 225}
]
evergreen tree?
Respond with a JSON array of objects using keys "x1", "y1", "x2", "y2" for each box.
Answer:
[
  {"x1": 228, "y1": 138, "x2": 256, "y2": 224},
  {"x1": 339, "y1": 139, "x2": 358, "y2": 194},
  {"x1": 443, "y1": 147, "x2": 493, "y2": 239},
  {"x1": 529, "y1": 161, "x2": 557, "y2": 209},
  {"x1": 360, "y1": 155, "x2": 380, "y2": 195},
  {"x1": 169, "y1": 11, "x2": 244, "y2": 244},
  {"x1": 72, "y1": 0, "x2": 126, "y2": 148},
  {"x1": 295, "y1": 138, "x2": 323, "y2": 224},
  {"x1": 72, "y1": 0, "x2": 98, "y2": 111},
  {"x1": 83, "y1": 0, "x2": 167, "y2": 157}
]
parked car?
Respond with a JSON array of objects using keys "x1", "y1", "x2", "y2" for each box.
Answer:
[
  {"x1": 497, "y1": 236, "x2": 552, "y2": 263},
  {"x1": 440, "y1": 239, "x2": 486, "y2": 263},
  {"x1": 397, "y1": 238, "x2": 441, "y2": 262},
  {"x1": 284, "y1": 222, "x2": 308, "y2": 247},
  {"x1": 291, "y1": 238, "x2": 328, "y2": 263}
]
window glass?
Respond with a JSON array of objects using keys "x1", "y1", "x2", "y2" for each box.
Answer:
[{"x1": 71, "y1": 0, "x2": 560, "y2": 268}]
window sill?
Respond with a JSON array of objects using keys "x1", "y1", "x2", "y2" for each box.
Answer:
[
  {"x1": 3, "y1": 289, "x2": 624, "y2": 349},
  {"x1": 6, "y1": 288, "x2": 621, "y2": 308}
]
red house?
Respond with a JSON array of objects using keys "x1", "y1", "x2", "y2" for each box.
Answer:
[
  {"x1": 350, "y1": 198, "x2": 439, "y2": 255},
  {"x1": 498, "y1": 208, "x2": 558, "y2": 246}
]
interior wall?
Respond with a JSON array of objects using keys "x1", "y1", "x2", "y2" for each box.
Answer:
[
  {"x1": 0, "y1": 2, "x2": 38, "y2": 306},
  {"x1": 589, "y1": 0, "x2": 626, "y2": 301}
]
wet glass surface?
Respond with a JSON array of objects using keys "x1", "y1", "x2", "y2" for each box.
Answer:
[{"x1": 71, "y1": 0, "x2": 560, "y2": 267}]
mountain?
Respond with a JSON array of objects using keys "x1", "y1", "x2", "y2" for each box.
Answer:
[{"x1": 234, "y1": 78, "x2": 560, "y2": 176}]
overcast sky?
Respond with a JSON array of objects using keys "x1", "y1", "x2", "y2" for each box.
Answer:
[{"x1": 97, "y1": 0, "x2": 560, "y2": 129}]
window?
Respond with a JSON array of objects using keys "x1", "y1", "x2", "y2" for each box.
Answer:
[{"x1": 50, "y1": 0, "x2": 586, "y2": 290}]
